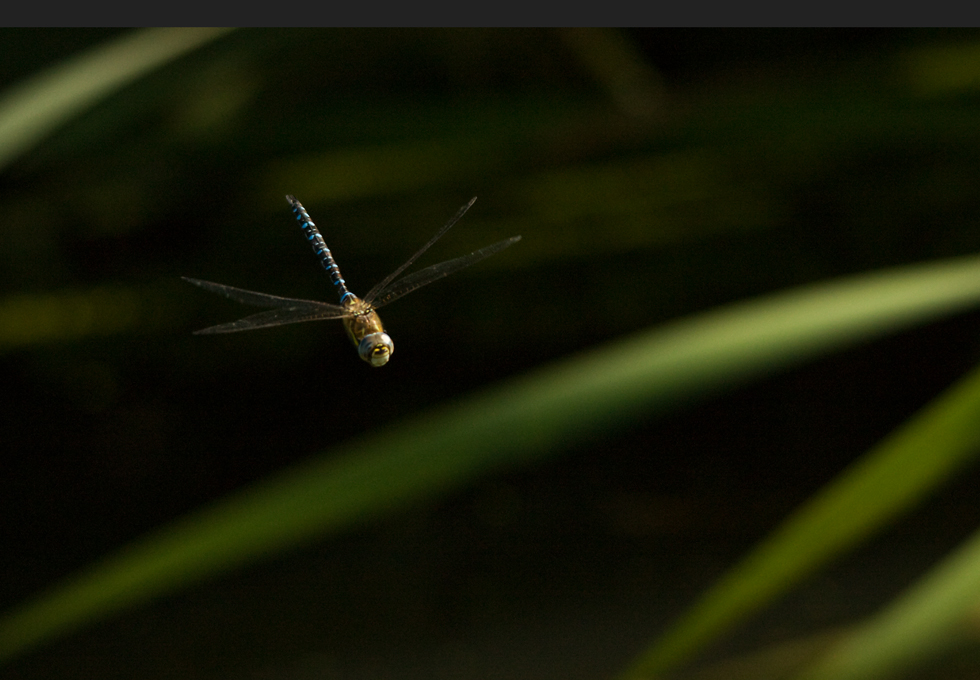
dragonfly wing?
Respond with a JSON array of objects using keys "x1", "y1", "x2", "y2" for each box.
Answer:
[
  {"x1": 362, "y1": 197, "x2": 477, "y2": 303},
  {"x1": 183, "y1": 277, "x2": 347, "y2": 313},
  {"x1": 184, "y1": 277, "x2": 349, "y2": 334},
  {"x1": 192, "y1": 306, "x2": 348, "y2": 334},
  {"x1": 369, "y1": 235, "x2": 521, "y2": 309}
]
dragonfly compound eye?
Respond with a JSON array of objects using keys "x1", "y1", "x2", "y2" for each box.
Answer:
[{"x1": 359, "y1": 332, "x2": 394, "y2": 367}]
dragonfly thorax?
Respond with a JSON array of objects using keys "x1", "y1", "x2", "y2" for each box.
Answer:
[{"x1": 341, "y1": 295, "x2": 392, "y2": 367}]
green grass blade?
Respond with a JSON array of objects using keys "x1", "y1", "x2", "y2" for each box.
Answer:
[
  {"x1": 793, "y1": 525, "x2": 980, "y2": 680},
  {"x1": 5, "y1": 254, "x2": 980, "y2": 663},
  {"x1": 0, "y1": 287, "x2": 143, "y2": 351},
  {"x1": 0, "y1": 27, "x2": 232, "y2": 171},
  {"x1": 621, "y1": 331, "x2": 980, "y2": 680}
]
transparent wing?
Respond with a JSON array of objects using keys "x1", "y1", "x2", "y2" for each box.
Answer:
[
  {"x1": 190, "y1": 308, "x2": 349, "y2": 334},
  {"x1": 183, "y1": 277, "x2": 346, "y2": 311},
  {"x1": 368, "y1": 236, "x2": 521, "y2": 309},
  {"x1": 363, "y1": 197, "x2": 477, "y2": 303},
  {"x1": 183, "y1": 277, "x2": 349, "y2": 334}
]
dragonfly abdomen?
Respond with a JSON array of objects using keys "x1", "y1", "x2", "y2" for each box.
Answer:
[{"x1": 286, "y1": 195, "x2": 352, "y2": 304}]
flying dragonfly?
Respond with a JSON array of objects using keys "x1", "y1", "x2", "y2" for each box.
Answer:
[{"x1": 184, "y1": 196, "x2": 520, "y2": 367}]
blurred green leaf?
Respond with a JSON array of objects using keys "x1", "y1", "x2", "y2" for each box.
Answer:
[
  {"x1": 794, "y1": 523, "x2": 980, "y2": 680},
  {"x1": 904, "y1": 40, "x2": 980, "y2": 96},
  {"x1": 0, "y1": 27, "x2": 232, "y2": 171},
  {"x1": 0, "y1": 287, "x2": 147, "y2": 351},
  {"x1": 5, "y1": 252, "x2": 980, "y2": 663},
  {"x1": 623, "y1": 307, "x2": 980, "y2": 680}
]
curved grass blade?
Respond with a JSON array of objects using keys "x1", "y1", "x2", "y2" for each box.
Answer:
[
  {"x1": 0, "y1": 28, "x2": 233, "y2": 171},
  {"x1": 0, "y1": 286, "x2": 163, "y2": 352},
  {"x1": 621, "y1": 357, "x2": 980, "y2": 680},
  {"x1": 6, "y1": 254, "x2": 980, "y2": 663},
  {"x1": 794, "y1": 522, "x2": 980, "y2": 680}
]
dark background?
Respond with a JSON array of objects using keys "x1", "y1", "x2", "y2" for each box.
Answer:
[{"x1": 3, "y1": 28, "x2": 980, "y2": 679}]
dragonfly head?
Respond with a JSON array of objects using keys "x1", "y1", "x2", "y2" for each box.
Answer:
[{"x1": 358, "y1": 332, "x2": 394, "y2": 367}]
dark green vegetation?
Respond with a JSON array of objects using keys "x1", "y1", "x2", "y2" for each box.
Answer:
[{"x1": 3, "y1": 29, "x2": 980, "y2": 679}]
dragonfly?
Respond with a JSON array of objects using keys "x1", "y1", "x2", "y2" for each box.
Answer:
[{"x1": 184, "y1": 196, "x2": 520, "y2": 367}]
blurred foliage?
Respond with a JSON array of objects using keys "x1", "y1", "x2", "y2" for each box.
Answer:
[{"x1": 3, "y1": 28, "x2": 980, "y2": 680}]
